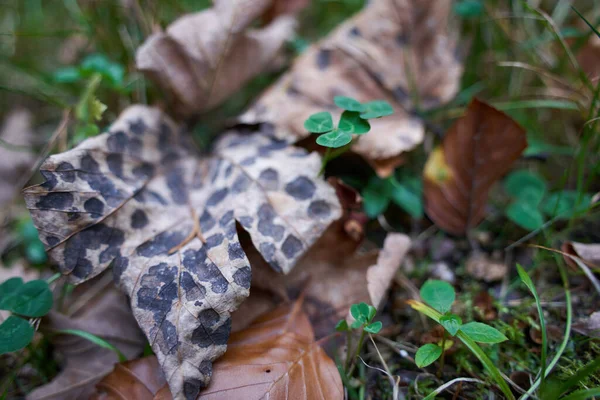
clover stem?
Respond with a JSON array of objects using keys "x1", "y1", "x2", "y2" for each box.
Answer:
[
  {"x1": 344, "y1": 330, "x2": 352, "y2": 373},
  {"x1": 319, "y1": 148, "x2": 332, "y2": 176},
  {"x1": 438, "y1": 329, "x2": 448, "y2": 378},
  {"x1": 346, "y1": 327, "x2": 367, "y2": 376}
]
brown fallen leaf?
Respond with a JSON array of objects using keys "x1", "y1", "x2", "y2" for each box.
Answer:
[
  {"x1": 28, "y1": 279, "x2": 146, "y2": 400},
  {"x1": 423, "y1": 98, "x2": 527, "y2": 235},
  {"x1": 0, "y1": 109, "x2": 35, "y2": 207},
  {"x1": 240, "y1": 0, "x2": 462, "y2": 165},
  {"x1": 93, "y1": 300, "x2": 343, "y2": 400},
  {"x1": 136, "y1": 0, "x2": 296, "y2": 118},
  {"x1": 90, "y1": 357, "x2": 167, "y2": 400},
  {"x1": 577, "y1": 34, "x2": 600, "y2": 81}
]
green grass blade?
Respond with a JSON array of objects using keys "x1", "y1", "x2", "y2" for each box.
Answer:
[
  {"x1": 560, "y1": 388, "x2": 600, "y2": 400},
  {"x1": 516, "y1": 264, "x2": 547, "y2": 388},
  {"x1": 492, "y1": 99, "x2": 579, "y2": 112},
  {"x1": 571, "y1": 6, "x2": 600, "y2": 39},
  {"x1": 58, "y1": 329, "x2": 127, "y2": 362}
]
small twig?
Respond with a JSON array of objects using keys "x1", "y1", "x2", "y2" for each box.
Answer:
[{"x1": 422, "y1": 377, "x2": 485, "y2": 400}]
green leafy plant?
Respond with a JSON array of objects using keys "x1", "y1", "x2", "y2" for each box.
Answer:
[
  {"x1": 304, "y1": 96, "x2": 394, "y2": 174},
  {"x1": 504, "y1": 170, "x2": 592, "y2": 230},
  {"x1": 16, "y1": 217, "x2": 47, "y2": 265},
  {"x1": 362, "y1": 174, "x2": 423, "y2": 219},
  {"x1": 409, "y1": 280, "x2": 513, "y2": 399},
  {"x1": 53, "y1": 53, "x2": 127, "y2": 91},
  {"x1": 0, "y1": 277, "x2": 53, "y2": 354}
]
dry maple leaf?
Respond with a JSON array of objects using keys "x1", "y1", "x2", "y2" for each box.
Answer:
[
  {"x1": 28, "y1": 281, "x2": 145, "y2": 400},
  {"x1": 23, "y1": 106, "x2": 341, "y2": 399},
  {"x1": 136, "y1": 0, "x2": 296, "y2": 118},
  {"x1": 93, "y1": 300, "x2": 343, "y2": 400},
  {"x1": 0, "y1": 109, "x2": 36, "y2": 207},
  {"x1": 240, "y1": 0, "x2": 462, "y2": 175},
  {"x1": 423, "y1": 98, "x2": 527, "y2": 235}
]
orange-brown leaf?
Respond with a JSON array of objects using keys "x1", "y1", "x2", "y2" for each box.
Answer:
[
  {"x1": 423, "y1": 98, "x2": 527, "y2": 235},
  {"x1": 93, "y1": 302, "x2": 343, "y2": 400}
]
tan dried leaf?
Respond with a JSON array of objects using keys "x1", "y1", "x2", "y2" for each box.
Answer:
[
  {"x1": 93, "y1": 301, "x2": 343, "y2": 400},
  {"x1": 423, "y1": 98, "x2": 527, "y2": 235},
  {"x1": 136, "y1": 0, "x2": 296, "y2": 118},
  {"x1": 465, "y1": 252, "x2": 508, "y2": 283},
  {"x1": 240, "y1": 0, "x2": 462, "y2": 164},
  {"x1": 562, "y1": 241, "x2": 600, "y2": 266},
  {"x1": 24, "y1": 106, "x2": 340, "y2": 398},
  {"x1": 573, "y1": 311, "x2": 600, "y2": 339},
  {"x1": 28, "y1": 282, "x2": 145, "y2": 400}
]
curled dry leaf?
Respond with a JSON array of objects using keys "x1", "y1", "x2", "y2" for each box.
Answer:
[
  {"x1": 423, "y1": 98, "x2": 527, "y2": 235},
  {"x1": 562, "y1": 241, "x2": 600, "y2": 267},
  {"x1": 93, "y1": 301, "x2": 343, "y2": 400},
  {"x1": 24, "y1": 106, "x2": 340, "y2": 398},
  {"x1": 136, "y1": 0, "x2": 296, "y2": 118},
  {"x1": 28, "y1": 282, "x2": 145, "y2": 400},
  {"x1": 240, "y1": 0, "x2": 462, "y2": 174},
  {"x1": 0, "y1": 109, "x2": 36, "y2": 207}
]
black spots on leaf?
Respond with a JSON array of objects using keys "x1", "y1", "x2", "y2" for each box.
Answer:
[
  {"x1": 224, "y1": 164, "x2": 233, "y2": 178},
  {"x1": 83, "y1": 197, "x2": 104, "y2": 217},
  {"x1": 107, "y1": 131, "x2": 142, "y2": 154},
  {"x1": 308, "y1": 200, "x2": 331, "y2": 219},
  {"x1": 160, "y1": 320, "x2": 179, "y2": 355},
  {"x1": 130, "y1": 209, "x2": 148, "y2": 229},
  {"x1": 180, "y1": 271, "x2": 206, "y2": 302},
  {"x1": 191, "y1": 318, "x2": 231, "y2": 348},
  {"x1": 184, "y1": 380, "x2": 204, "y2": 400},
  {"x1": 258, "y1": 168, "x2": 279, "y2": 191},
  {"x1": 63, "y1": 223, "x2": 124, "y2": 278},
  {"x1": 182, "y1": 248, "x2": 229, "y2": 294},
  {"x1": 257, "y1": 139, "x2": 287, "y2": 157},
  {"x1": 238, "y1": 216, "x2": 253, "y2": 230},
  {"x1": 205, "y1": 234, "x2": 224, "y2": 249},
  {"x1": 137, "y1": 262, "x2": 178, "y2": 328},
  {"x1": 240, "y1": 156, "x2": 256, "y2": 167},
  {"x1": 257, "y1": 204, "x2": 284, "y2": 241},
  {"x1": 199, "y1": 360, "x2": 212, "y2": 376},
  {"x1": 285, "y1": 176, "x2": 316, "y2": 200},
  {"x1": 106, "y1": 153, "x2": 124, "y2": 179},
  {"x1": 137, "y1": 231, "x2": 186, "y2": 257},
  {"x1": 199, "y1": 210, "x2": 216, "y2": 232},
  {"x1": 46, "y1": 235, "x2": 60, "y2": 247},
  {"x1": 55, "y1": 161, "x2": 76, "y2": 183},
  {"x1": 231, "y1": 174, "x2": 251, "y2": 194},
  {"x1": 219, "y1": 210, "x2": 234, "y2": 228},
  {"x1": 316, "y1": 48, "x2": 332, "y2": 70},
  {"x1": 161, "y1": 151, "x2": 180, "y2": 165},
  {"x1": 78, "y1": 168, "x2": 125, "y2": 208},
  {"x1": 227, "y1": 242, "x2": 244, "y2": 260},
  {"x1": 349, "y1": 26, "x2": 361, "y2": 37},
  {"x1": 282, "y1": 235, "x2": 303, "y2": 259},
  {"x1": 158, "y1": 122, "x2": 172, "y2": 148},
  {"x1": 129, "y1": 118, "x2": 147, "y2": 135},
  {"x1": 165, "y1": 167, "x2": 188, "y2": 205},
  {"x1": 198, "y1": 309, "x2": 220, "y2": 327},
  {"x1": 233, "y1": 266, "x2": 251, "y2": 289},
  {"x1": 112, "y1": 256, "x2": 129, "y2": 281},
  {"x1": 40, "y1": 170, "x2": 58, "y2": 190},
  {"x1": 36, "y1": 192, "x2": 74, "y2": 210},
  {"x1": 134, "y1": 189, "x2": 168, "y2": 206},
  {"x1": 259, "y1": 242, "x2": 276, "y2": 263},
  {"x1": 81, "y1": 154, "x2": 100, "y2": 173},
  {"x1": 209, "y1": 159, "x2": 223, "y2": 184},
  {"x1": 67, "y1": 212, "x2": 81, "y2": 222},
  {"x1": 206, "y1": 188, "x2": 228, "y2": 207}
]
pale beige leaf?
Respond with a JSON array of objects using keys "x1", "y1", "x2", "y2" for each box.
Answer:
[
  {"x1": 136, "y1": 0, "x2": 295, "y2": 117},
  {"x1": 24, "y1": 106, "x2": 340, "y2": 398},
  {"x1": 240, "y1": 0, "x2": 462, "y2": 163}
]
